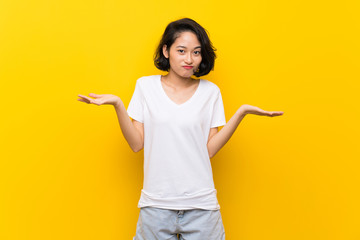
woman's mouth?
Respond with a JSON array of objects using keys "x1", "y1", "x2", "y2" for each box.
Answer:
[{"x1": 183, "y1": 66, "x2": 193, "y2": 69}]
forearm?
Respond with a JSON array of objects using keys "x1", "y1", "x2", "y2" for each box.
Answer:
[
  {"x1": 207, "y1": 109, "x2": 246, "y2": 158},
  {"x1": 113, "y1": 101, "x2": 143, "y2": 152}
]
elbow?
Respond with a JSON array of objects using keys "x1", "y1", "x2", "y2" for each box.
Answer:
[
  {"x1": 132, "y1": 143, "x2": 144, "y2": 153},
  {"x1": 207, "y1": 146, "x2": 211, "y2": 158},
  {"x1": 132, "y1": 147, "x2": 140, "y2": 153},
  {"x1": 208, "y1": 148, "x2": 214, "y2": 159},
  {"x1": 208, "y1": 146, "x2": 219, "y2": 159}
]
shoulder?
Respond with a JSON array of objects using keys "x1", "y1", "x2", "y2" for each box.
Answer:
[
  {"x1": 200, "y1": 78, "x2": 221, "y2": 94},
  {"x1": 135, "y1": 75, "x2": 159, "y2": 87}
]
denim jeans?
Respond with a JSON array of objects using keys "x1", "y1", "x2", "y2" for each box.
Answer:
[{"x1": 133, "y1": 207, "x2": 225, "y2": 240}]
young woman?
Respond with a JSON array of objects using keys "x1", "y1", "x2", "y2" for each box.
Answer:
[{"x1": 78, "y1": 18, "x2": 283, "y2": 240}]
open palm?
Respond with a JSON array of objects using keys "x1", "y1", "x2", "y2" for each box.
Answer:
[
  {"x1": 240, "y1": 104, "x2": 284, "y2": 117},
  {"x1": 77, "y1": 93, "x2": 121, "y2": 106}
]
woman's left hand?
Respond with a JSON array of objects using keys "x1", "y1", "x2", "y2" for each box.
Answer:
[{"x1": 239, "y1": 104, "x2": 284, "y2": 117}]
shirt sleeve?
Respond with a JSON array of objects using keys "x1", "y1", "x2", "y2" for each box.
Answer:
[
  {"x1": 210, "y1": 90, "x2": 226, "y2": 128},
  {"x1": 127, "y1": 78, "x2": 144, "y2": 123}
]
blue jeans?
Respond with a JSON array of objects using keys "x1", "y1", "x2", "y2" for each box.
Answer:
[{"x1": 133, "y1": 207, "x2": 225, "y2": 240}]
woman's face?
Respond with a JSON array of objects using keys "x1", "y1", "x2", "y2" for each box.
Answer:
[{"x1": 163, "y1": 31, "x2": 202, "y2": 79}]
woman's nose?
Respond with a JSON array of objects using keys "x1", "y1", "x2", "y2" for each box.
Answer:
[{"x1": 184, "y1": 53, "x2": 193, "y2": 64}]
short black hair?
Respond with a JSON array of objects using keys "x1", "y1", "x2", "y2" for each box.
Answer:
[{"x1": 154, "y1": 18, "x2": 217, "y2": 77}]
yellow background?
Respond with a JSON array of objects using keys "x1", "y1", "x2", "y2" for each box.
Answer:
[{"x1": 1, "y1": 0, "x2": 359, "y2": 239}]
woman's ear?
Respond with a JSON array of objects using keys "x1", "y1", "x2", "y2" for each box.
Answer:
[{"x1": 162, "y1": 45, "x2": 169, "y2": 59}]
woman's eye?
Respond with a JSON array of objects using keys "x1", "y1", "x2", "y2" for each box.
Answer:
[
  {"x1": 194, "y1": 51, "x2": 201, "y2": 55},
  {"x1": 178, "y1": 50, "x2": 184, "y2": 53}
]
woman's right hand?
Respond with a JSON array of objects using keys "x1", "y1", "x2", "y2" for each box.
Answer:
[{"x1": 77, "y1": 93, "x2": 122, "y2": 107}]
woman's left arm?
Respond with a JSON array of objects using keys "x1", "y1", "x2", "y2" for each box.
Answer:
[{"x1": 207, "y1": 104, "x2": 284, "y2": 158}]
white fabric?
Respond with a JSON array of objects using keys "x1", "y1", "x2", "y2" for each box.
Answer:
[{"x1": 127, "y1": 74, "x2": 226, "y2": 210}]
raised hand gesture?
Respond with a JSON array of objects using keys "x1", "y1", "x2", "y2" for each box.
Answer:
[{"x1": 77, "y1": 93, "x2": 121, "y2": 107}]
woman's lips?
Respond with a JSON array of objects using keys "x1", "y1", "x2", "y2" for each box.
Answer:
[{"x1": 183, "y1": 66, "x2": 193, "y2": 69}]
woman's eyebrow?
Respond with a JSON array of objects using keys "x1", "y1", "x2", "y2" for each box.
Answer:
[{"x1": 176, "y1": 45, "x2": 201, "y2": 49}]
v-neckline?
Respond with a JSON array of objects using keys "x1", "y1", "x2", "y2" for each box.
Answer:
[{"x1": 158, "y1": 75, "x2": 202, "y2": 107}]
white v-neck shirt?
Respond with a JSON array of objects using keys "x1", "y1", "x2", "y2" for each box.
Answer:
[{"x1": 127, "y1": 74, "x2": 226, "y2": 210}]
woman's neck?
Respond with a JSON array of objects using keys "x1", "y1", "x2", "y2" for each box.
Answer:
[{"x1": 162, "y1": 70, "x2": 197, "y2": 89}]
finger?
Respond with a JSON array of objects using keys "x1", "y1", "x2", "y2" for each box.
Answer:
[
  {"x1": 77, "y1": 97, "x2": 89, "y2": 103},
  {"x1": 78, "y1": 94, "x2": 92, "y2": 101},
  {"x1": 89, "y1": 93, "x2": 103, "y2": 98},
  {"x1": 269, "y1": 111, "x2": 284, "y2": 117},
  {"x1": 274, "y1": 111, "x2": 284, "y2": 115},
  {"x1": 77, "y1": 98, "x2": 93, "y2": 104},
  {"x1": 90, "y1": 99, "x2": 102, "y2": 105},
  {"x1": 78, "y1": 94, "x2": 91, "y2": 99}
]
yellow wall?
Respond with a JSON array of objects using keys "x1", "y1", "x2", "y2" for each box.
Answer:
[{"x1": 1, "y1": 0, "x2": 359, "y2": 239}]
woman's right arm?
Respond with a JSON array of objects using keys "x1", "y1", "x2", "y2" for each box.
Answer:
[
  {"x1": 77, "y1": 93, "x2": 144, "y2": 152},
  {"x1": 113, "y1": 100, "x2": 144, "y2": 152}
]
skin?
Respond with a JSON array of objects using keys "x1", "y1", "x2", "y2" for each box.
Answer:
[
  {"x1": 161, "y1": 31, "x2": 202, "y2": 89},
  {"x1": 77, "y1": 31, "x2": 284, "y2": 157},
  {"x1": 160, "y1": 31, "x2": 203, "y2": 105}
]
